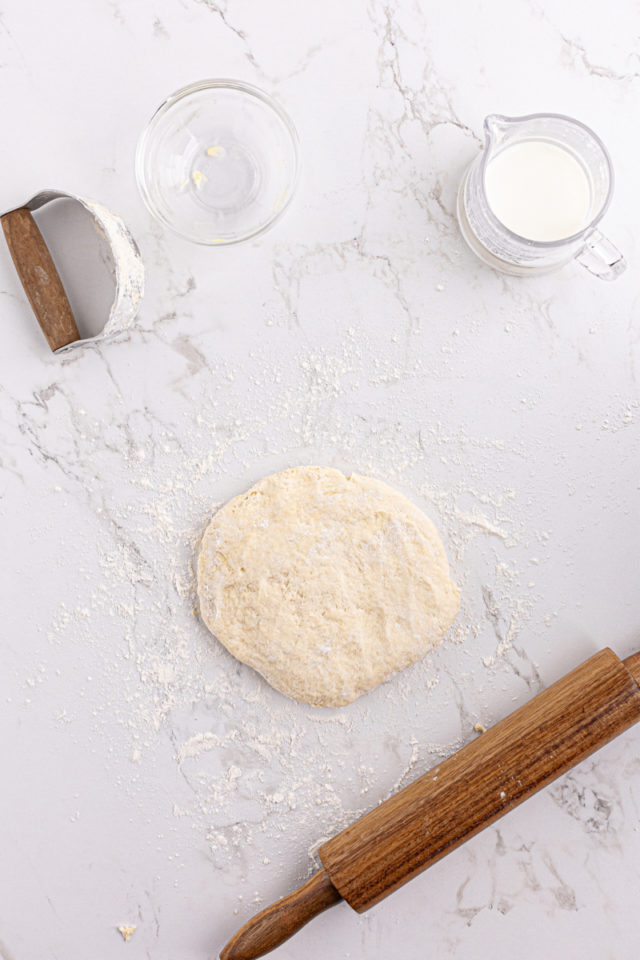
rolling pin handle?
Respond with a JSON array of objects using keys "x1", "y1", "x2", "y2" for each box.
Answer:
[
  {"x1": 219, "y1": 867, "x2": 341, "y2": 960},
  {"x1": 1, "y1": 207, "x2": 81, "y2": 351},
  {"x1": 623, "y1": 651, "x2": 640, "y2": 688}
]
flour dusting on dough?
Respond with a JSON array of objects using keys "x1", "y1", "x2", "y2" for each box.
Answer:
[{"x1": 197, "y1": 467, "x2": 460, "y2": 706}]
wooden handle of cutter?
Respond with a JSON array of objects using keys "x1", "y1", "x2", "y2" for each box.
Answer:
[
  {"x1": 319, "y1": 647, "x2": 640, "y2": 912},
  {"x1": 1, "y1": 207, "x2": 80, "y2": 351},
  {"x1": 219, "y1": 867, "x2": 341, "y2": 960}
]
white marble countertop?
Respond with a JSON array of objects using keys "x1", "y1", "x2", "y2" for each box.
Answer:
[{"x1": 1, "y1": 2, "x2": 639, "y2": 958}]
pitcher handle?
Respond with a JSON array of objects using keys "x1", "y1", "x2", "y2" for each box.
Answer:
[{"x1": 575, "y1": 230, "x2": 626, "y2": 281}]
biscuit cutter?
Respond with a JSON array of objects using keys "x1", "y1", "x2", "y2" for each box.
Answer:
[{"x1": 1, "y1": 189, "x2": 144, "y2": 353}]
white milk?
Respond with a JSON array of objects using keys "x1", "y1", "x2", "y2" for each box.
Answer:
[{"x1": 484, "y1": 140, "x2": 592, "y2": 242}]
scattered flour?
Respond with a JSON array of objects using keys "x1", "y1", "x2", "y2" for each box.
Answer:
[{"x1": 31, "y1": 326, "x2": 543, "y2": 875}]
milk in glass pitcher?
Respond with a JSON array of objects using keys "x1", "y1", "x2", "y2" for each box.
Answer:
[{"x1": 457, "y1": 113, "x2": 625, "y2": 280}]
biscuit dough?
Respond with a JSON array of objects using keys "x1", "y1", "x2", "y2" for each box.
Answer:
[{"x1": 197, "y1": 466, "x2": 460, "y2": 707}]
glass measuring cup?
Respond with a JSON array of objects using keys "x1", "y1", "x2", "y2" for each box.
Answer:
[{"x1": 457, "y1": 113, "x2": 625, "y2": 279}]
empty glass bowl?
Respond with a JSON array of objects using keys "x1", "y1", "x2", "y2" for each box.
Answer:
[{"x1": 136, "y1": 79, "x2": 300, "y2": 245}]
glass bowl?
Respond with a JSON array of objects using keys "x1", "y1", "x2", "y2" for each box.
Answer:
[{"x1": 136, "y1": 79, "x2": 300, "y2": 245}]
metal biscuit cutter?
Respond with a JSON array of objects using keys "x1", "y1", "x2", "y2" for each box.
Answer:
[{"x1": 1, "y1": 189, "x2": 144, "y2": 353}]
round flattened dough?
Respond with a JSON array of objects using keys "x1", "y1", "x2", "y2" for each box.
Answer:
[{"x1": 197, "y1": 466, "x2": 460, "y2": 707}]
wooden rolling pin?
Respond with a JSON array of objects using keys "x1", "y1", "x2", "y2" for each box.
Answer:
[{"x1": 220, "y1": 646, "x2": 640, "y2": 960}]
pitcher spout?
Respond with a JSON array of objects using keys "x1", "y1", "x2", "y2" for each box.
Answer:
[{"x1": 483, "y1": 114, "x2": 517, "y2": 150}]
